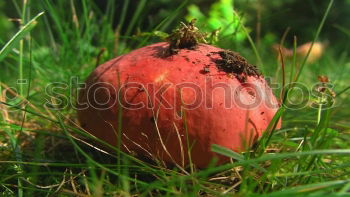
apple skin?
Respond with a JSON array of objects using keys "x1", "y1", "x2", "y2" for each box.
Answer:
[{"x1": 77, "y1": 42, "x2": 280, "y2": 168}]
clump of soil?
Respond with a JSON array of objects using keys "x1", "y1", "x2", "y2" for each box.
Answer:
[
  {"x1": 166, "y1": 19, "x2": 207, "y2": 55},
  {"x1": 165, "y1": 19, "x2": 260, "y2": 83},
  {"x1": 213, "y1": 50, "x2": 261, "y2": 82}
]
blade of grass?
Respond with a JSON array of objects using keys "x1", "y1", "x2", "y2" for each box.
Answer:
[
  {"x1": 117, "y1": 0, "x2": 130, "y2": 34},
  {"x1": 116, "y1": 71, "x2": 123, "y2": 186},
  {"x1": 264, "y1": 180, "x2": 349, "y2": 196},
  {"x1": 41, "y1": 0, "x2": 68, "y2": 45},
  {"x1": 278, "y1": 46, "x2": 286, "y2": 101},
  {"x1": 245, "y1": 149, "x2": 350, "y2": 165},
  {"x1": 333, "y1": 24, "x2": 350, "y2": 37},
  {"x1": 233, "y1": 10, "x2": 264, "y2": 73},
  {"x1": 4, "y1": 128, "x2": 24, "y2": 197},
  {"x1": 81, "y1": 0, "x2": 91, "y2": 39},
  {"x1": 338, "y1": 182, "x2": 350, "y2": 194},
  {"x1": 0, "y1": 160, "x2": 145, "y2": 169},
  {"x1": 200, "y1": 149, "x2": 350, "y2": 179},
  {"x1": 18, "y1": 0, "x2": 29, "y2": 98},
  {"x1": 273, "y1": 162, "x2": 350, "y2": 178},
  {"x1": 10, "y1": 0, "x2": 21, "y2": 16},
  {"x1": 289, "y1": 36, "x2": 297, "y2": 84},
  {"x1": 274, "y1": 27, "x2": 290, "y2": 82},
  {"x1": 114, "y1": 0, "x2": 130, "y2": 55},
  {"x1": 125, "y1": 0, "x2": 147, "y2": 37},
  {"x1": 0, "y1": 12, "x2": 44, "y2": 62},
  {"x1": 294, "y1": 0, "x2": 334, "y2": 82},
  {"x1": 22, "y1": 36, "x2": 35, "y2": 196},
  {"x1": 211, "y1": 144, "x2": 267, "y2": 173},
  {"x1": 106, "y1": 0, "x2": 116, "y2": 25},
  {"x1": 182, "y1": 104, "x2": 194, "y2": 173},
  {"x1": 336, "y1": 86, "x2": 350, "y2": 97},
  {"x1": 254, "y1": 106, "x2": 285, "y2": 155},
  {"x1": 11, "y1": 3, "x2": 33, "y2": 195}
]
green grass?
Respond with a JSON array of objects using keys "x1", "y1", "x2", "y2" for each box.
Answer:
[{"x1": 1, "y1": 0, "x2": 350, "y2": 196}]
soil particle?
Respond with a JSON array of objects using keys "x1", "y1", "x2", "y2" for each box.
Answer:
[
  {"x1": 200, "y1": 65, "x2": 210, "y2": 74},
  {"x1": 212, "y1": 50, "x2": 260, "y2": 82}
]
